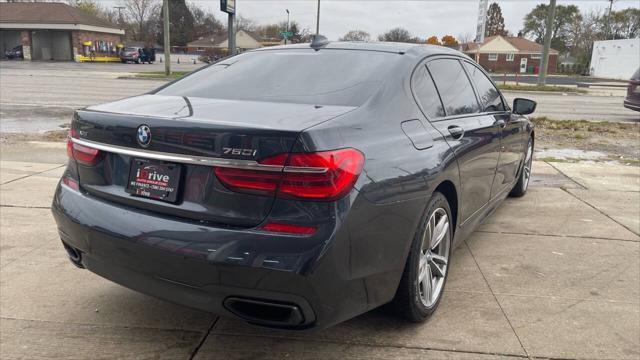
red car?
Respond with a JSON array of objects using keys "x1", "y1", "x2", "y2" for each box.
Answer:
[{"x1": 624, "y1": 68, "x2": 640, "y2": 112}]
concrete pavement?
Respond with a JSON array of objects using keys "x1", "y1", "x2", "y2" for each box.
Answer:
[{"x1": 0, "y1": 144, "x2": 638, "y2": 359}]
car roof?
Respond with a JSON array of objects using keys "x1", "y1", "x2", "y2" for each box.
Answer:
[{"x1": 253, "y1": 41, "x2": 465, "y2": 58}]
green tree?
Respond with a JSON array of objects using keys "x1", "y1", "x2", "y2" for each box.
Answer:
[
  {"x1": 68, "y1": 0, "x2": 116, "y2": 23},
  {"x1": 68, "y1": 0, "x2": 101, "y2": 17},
  {"x1": 340, "y1": 30, "x2": 371, "y2": 42},
  {"x1": 485, "y1": 2, "x2": 507, "y2": 37},
  {"x1": 158, "y1": 0, "x2": 195, "y2": 46},
  {"x1": 522, "y1": 4, "x2": 582, "y2": 53}
]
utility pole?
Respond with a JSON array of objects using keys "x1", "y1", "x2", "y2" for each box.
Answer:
[
  {"x1": 606, "y1": 0, "x2": 614, "y2": 40},
  {"x1": 537, "y1": 0, "x2": 556, "y2": 86},
  {"x1": 114, "y1": 6, "x2": 125, "y2": 27},
  {"x1": 285, "y1": 9, "x2": 290, "y2": 45},
  {"x1": 163, "y1": 0, "x2": 171, "y2": 76},
  {"x1": 315, "y1": 0, "x2": 320, "y2": 35}
]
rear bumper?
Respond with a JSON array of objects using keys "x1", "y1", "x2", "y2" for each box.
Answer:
[{"x1": 51, "y1": 182, "x2": 386, "y2": 330}]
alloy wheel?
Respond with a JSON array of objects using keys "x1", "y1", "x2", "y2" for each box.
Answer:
[{"x1": 418, "y1": 208, "x2": 450, "y2": 308}]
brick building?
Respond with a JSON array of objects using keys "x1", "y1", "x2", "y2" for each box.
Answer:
[
  {"x1": 0, "y1": 2, "x2": 124, "y2": 61},
  {"x1": 461, "y1": 35, "x2": 559, "y2": 74}
]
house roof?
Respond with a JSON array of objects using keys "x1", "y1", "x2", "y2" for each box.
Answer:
[
  {"x1": 0, "y1": 2, "x2": 122, "y2": 33},
  {"x1": 461, "y1": 36, "x2": 558, "y2": 54},
  {"x1": 187, "y1": 30, "x2": 263, "y2": 49},
  {"x1": 187, "y1": 34, "x2": 227, "y2": 48}
]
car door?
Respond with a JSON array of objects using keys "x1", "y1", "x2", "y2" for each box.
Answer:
[
  {"x1": 462, "y1": 61, "x2": 525, "y2": 196},
  {"x1": 420, "y1": 58, "x2": 501, "y2": 223}
]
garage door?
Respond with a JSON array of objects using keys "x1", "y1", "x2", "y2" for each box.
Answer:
[
  {"x1": 32, "y1": 30, "x2": 71, "y2": 61},
  {"x1": 0, "y1": 30, "x2": 21, "y2": 58}
]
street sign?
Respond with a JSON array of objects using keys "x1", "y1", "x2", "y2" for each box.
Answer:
[
  {"x1": 280, "y1": 31, "x2": 293, "y2": 39},
  {"x1": 220, "y1": 0, "x2": 235, "y2": 14}
]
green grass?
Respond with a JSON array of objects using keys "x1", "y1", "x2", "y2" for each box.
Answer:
[
  {"x1": 133, "y1": 71, "x2": 189, "y2": 80},
  {"x1": 497, "y1": 84, "x2": 587, "y2": 93}
]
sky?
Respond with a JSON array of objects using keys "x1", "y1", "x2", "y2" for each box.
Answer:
[{"x1": 103, "y1": 0, "x2": 640, "y2": 41}]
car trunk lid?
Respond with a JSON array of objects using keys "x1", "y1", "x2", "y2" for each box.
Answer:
[{"x1": 71, "y1": 94, "x2": 355, "y2": 227}]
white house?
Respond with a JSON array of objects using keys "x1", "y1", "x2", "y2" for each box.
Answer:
[{"x1": 590, "y1": 38, "x2": 640, "y2": 80}]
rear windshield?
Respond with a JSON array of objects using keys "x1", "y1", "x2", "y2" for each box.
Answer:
[{"x1": 156, "y1": 49, "x2": 398, "y2": 106}]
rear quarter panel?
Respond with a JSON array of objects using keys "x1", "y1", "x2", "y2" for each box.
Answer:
[{"x1": 289, "y1": 54, "x2": 460, "y2": 304}]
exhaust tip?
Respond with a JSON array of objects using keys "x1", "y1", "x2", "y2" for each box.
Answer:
[
  {"x1": 62, "y1": 242, "x2": 84, "y2": 268},
  {"x1": 223, "y1": 297, "x2": 305, "y2": 328}
]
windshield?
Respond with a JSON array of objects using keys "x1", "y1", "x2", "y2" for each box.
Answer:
[
  {"x1": 124, "y1": 47, "x2": 138, "y2": 52},
  {"x1": 156, "y1": 49, "x2": 398, "y2": 106}
]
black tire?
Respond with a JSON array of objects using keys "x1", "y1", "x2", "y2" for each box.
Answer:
[
  {"x1": 509, "y1": 136, "x2": 533, "y2": 198},
  {"x1": 392, "y1": 191, "x2": 453, "y2": 322}
]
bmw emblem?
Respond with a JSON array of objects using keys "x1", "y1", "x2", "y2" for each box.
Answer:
[{"x1": 137, "y1": 125, "x2": 151, "y2": 147}]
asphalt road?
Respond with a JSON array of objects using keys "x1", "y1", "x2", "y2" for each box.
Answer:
[{"x1": 0, "y1": 62, "x2": 638, "y2": 135}]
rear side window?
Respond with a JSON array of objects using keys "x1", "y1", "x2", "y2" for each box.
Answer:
[
  {"x1": 427, "y1": 59, "x2": 480, "y2": 116},
  {"x1": 463, "y1": 62, "x2": 505, "y2": 112},
  {"x1": 412, "y1": 65, "x2": 445, "y2": 119}
]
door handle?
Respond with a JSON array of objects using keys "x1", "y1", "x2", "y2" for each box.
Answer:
[
  {"x1": 494, "y1": 119, "x2": 506, "y2": 128},
  {"x1": 447, "y1": 125, "x2": 465, "y2": 140}
]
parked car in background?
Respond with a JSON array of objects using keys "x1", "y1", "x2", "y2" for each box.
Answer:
[
  {"x1": 198, "y1": 54, "x2": 221, "y2": 64},
  {"x1": 624, "y1": 68, "x2": 640, "y2": 112},
  {"x1": 4, "y1": 45, "x2": 23, "y2": 60},
  {"x1": 120, "y1": 47, "x2": 155, "y2": 64},
  {"x1": 54, "y1": 39, "x2": 537, "y2": 330}
]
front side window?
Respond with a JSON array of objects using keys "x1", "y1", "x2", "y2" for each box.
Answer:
[
  {"x1": 412, "y1": 65, "x2": 445, "y2": 119},
  {"x1": 427, "y1": 59, "x2": 480, "y2": 116},
  {"x1": 488, "y1": 53, "x2": 499, "y2": 61},
  {"x1": 463, "y1": 62, "x2": 505, "y2": 113}
]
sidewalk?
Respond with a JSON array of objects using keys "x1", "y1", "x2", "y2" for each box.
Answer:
[{"x1": 1, "y1": 154, "x2": 638, "y2": 359}]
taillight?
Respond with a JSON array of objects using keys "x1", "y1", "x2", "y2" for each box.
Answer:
[
  {"x1": 62, "y1": 176, "x2": 79, "y2": 191},
  {"x1": 215, "y1": 148, "x2": 364, "y2": 201},
  {"x1": 260, "y1": 222, "x2": 317, "y2": 235},
  {"x1": 67, "y1": 137, "x2": 101, "y2": 166}
]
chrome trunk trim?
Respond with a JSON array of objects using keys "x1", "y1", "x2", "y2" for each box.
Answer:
[{"x1": 70, "y1": 138, "x2": 328, "y2": 174}]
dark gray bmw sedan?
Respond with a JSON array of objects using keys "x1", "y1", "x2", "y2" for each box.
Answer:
[{"x1": 53, "y1": 39, "x2": 536, "y2": 330}]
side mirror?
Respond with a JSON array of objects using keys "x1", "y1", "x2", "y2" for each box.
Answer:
[{"x1": 513, "y1": 98, "x2": 537, "y2": 115}]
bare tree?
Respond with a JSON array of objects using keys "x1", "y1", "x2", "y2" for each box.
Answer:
[
  {"x1": 235, "y1": 15, "x2": 257, "y2": 32},
  {"x1": 121, "y1": 0, "x2": 157, "y2": 41},
  {"x1": 340, "y1": 30, "x2": 371, "y2": 42},
  {"x1": 378, "y1": 27, "x2": 419, "y2": 43}
]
